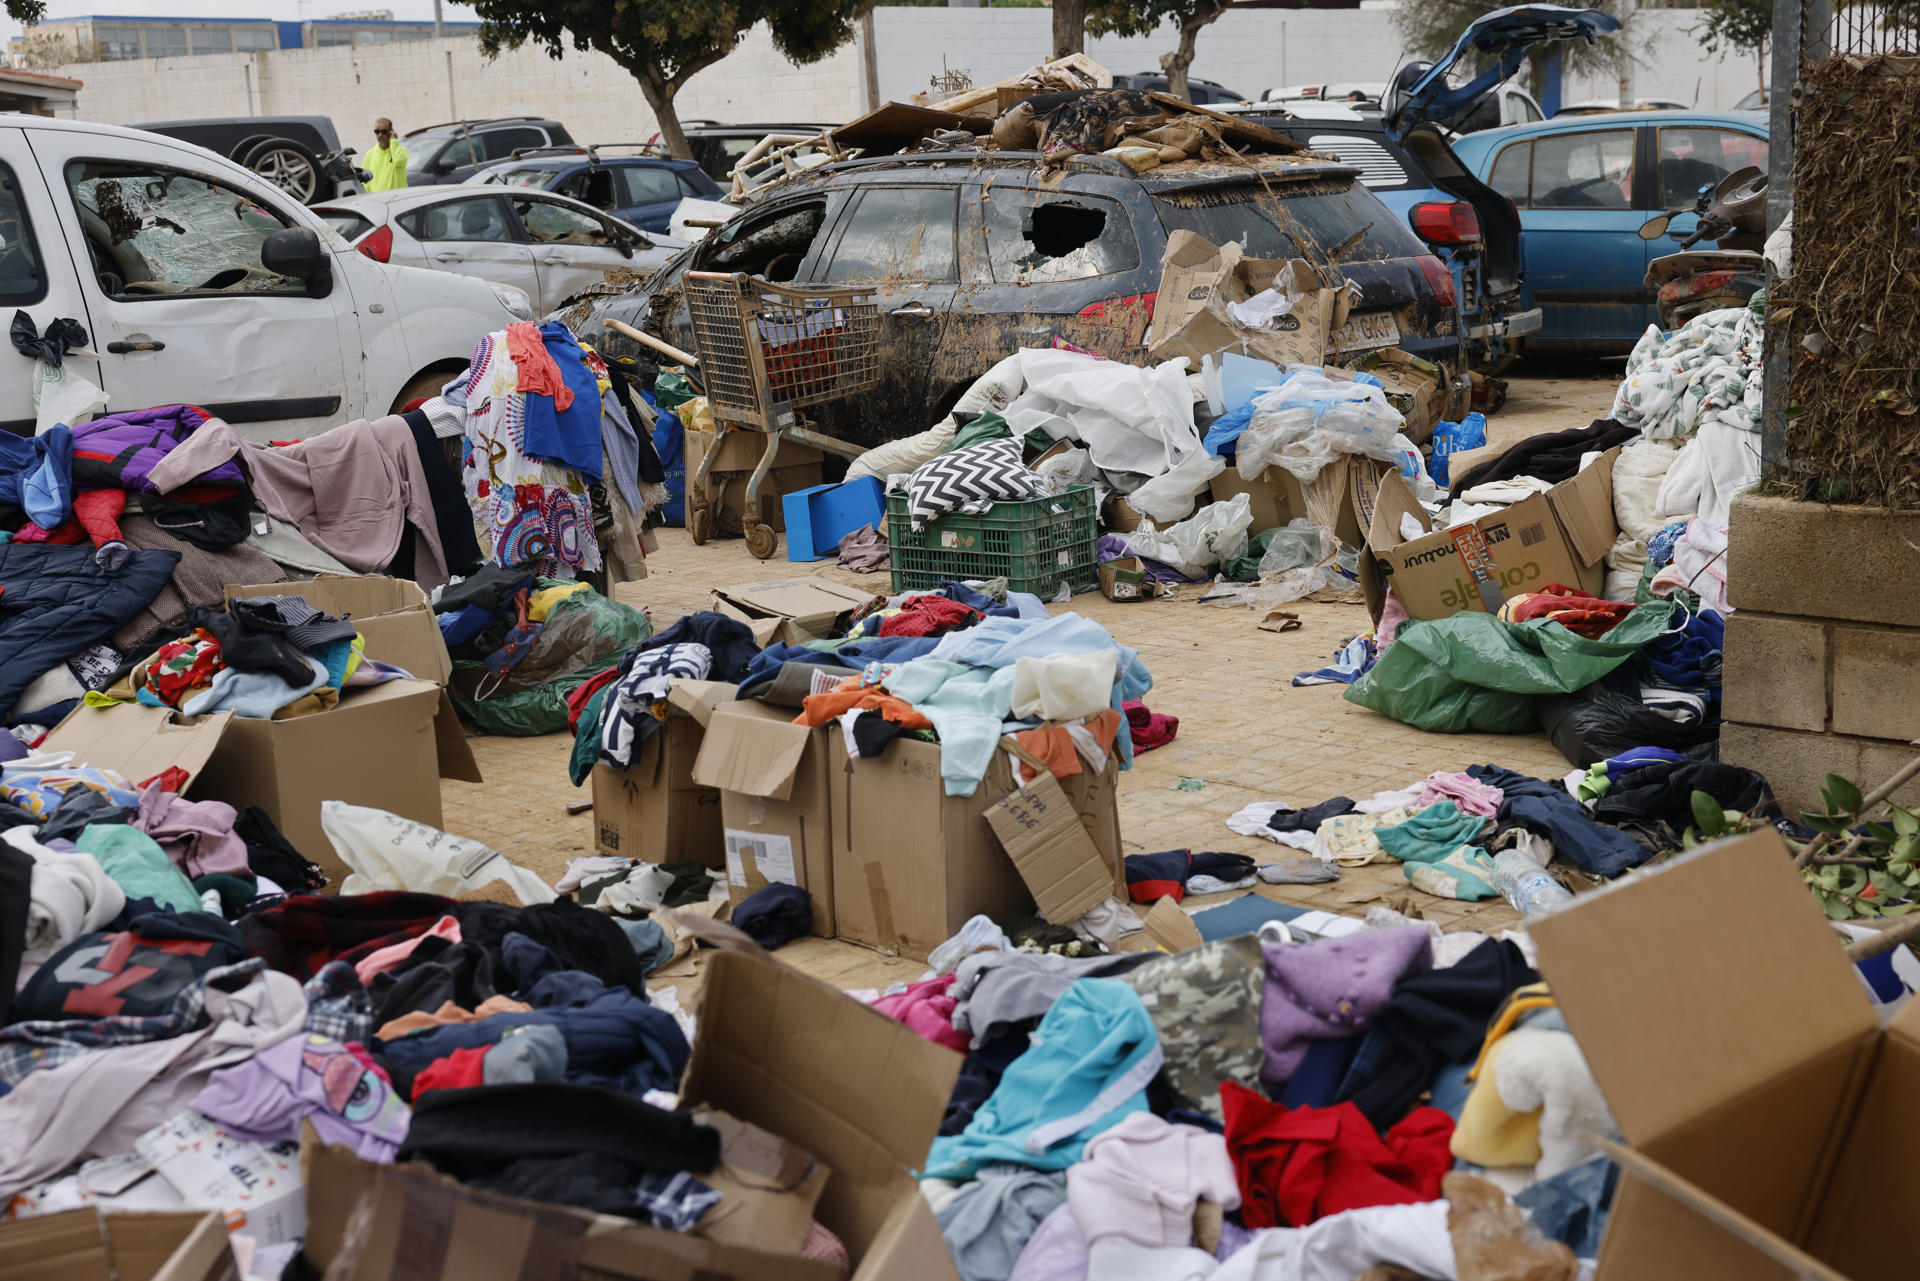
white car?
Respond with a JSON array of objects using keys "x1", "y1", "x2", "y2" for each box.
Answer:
[
  {"x1": 0, "y1": 115, "x2": 528, "y2": 440},
  {"x1": 312, "y1": 187, "x2": 683, "y2": 317}
]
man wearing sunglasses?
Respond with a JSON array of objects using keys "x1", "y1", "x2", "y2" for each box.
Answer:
[{"x1": 366, "y1": 118, "x2": 409, "y2": 191}]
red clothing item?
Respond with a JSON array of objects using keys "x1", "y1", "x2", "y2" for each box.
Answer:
[
  {"x1": 506, "y1": 321, "x2": 574, "y2": 412},
  {"x1": 1012, "y1": 707, "x2": 1124, "y2": 783},
  {"x1": 411, "y1": 1044, "x2": 489, "y2": 1099},
  {"x1": 568, "y1": 666, "x2": 622, "y2": 733},
  {"x1": 1125, "y1": 699, "x2": 1178, "y2": 752},
  {"x1": 1502, "y1": 583, "x2": 1633, "y2": 640},
  {"x1": 73, "y1": 489, "x2": 128, "y2": 547},
  {"x1": 878, "y1": 595, "x2": 981, "y2": 639},
  {"x1": 795, "y1": 681, "x2": 933, "y2": 730},
  {"x1": 871, "y1": 975, "x2": 968, "y2": 1053},
  {"x1": 1220, "y1": 1082, "x2": 1453, "y2": 1228}
]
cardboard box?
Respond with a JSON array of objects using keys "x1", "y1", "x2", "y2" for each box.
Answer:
[
  {"x1": 1098, "y1": 557, "x2": 1174, "y2": 602},
  {"x1": 1100, "y1": 494, "x2": 1146, "y2": 534},
  {"x1": 691, "y1": 699, "x2": 837, "y2": 937},
  {"x1": 1144, "y1": 231, "x2": 1353, "y2": 370},
  {"x1": 828, "y1": 735, "x2": 1122, "y2": 960},
  {"x1": 44, "y1": 576, "x2": 480, "y2": 882},
  {"x1": 0, "y1": 1210, "x2": 237, "y2": 1281},
  {"x1": 589, "y1": 679, "x2": 735, "y2": 867},
  {"x1": 1360, "y1": 447, "x2": 1619, "y2": 622},
  {"x1": 1348, "y1": 347, "x2": 1446, "y2": 446},
  {"x1": 783, "y1": 477, "x2": 888, "y2": 562},
  {"x1": 1210, "y1": 455, "x2": 1390, "y2": 549},
  {"x1": 1531, "y1": 829, "x2": 1920, "y2": 1281},
  {"x1": 712, "y1": 579, "x2": 877, "y2": 649}
]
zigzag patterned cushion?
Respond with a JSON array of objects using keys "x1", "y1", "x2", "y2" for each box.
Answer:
[{"x1": 906, "y1": 438, "x2": 1043, "y2": 532}]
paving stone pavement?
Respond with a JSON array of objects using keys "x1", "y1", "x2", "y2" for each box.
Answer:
[{"x1": 439, "y1": 369, "x2": 1619, "y2": 990}]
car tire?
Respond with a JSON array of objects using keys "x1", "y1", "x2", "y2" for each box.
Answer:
[
  {"x1": 242, "y1": 137, "x2": 327, "y2": 204},
  {"x1": 1475, "y1": 352, "x2": 1517, "y2": 377},
  {"x1": 226, "y1": 134, "x2": 275, "y2": 164}
]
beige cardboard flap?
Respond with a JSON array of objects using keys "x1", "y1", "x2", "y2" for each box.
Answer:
[
  {"x1": 1366, "y1": 466, "x2": 1431, "y2": 550},
  {"x1": 693, "y1": 703, "x2": 810, "y2": 800},
  {"x1": 985, "y1": 772, "x2": 1115, "y2": 925},
  {"x1": 1531, "y1": 830, "x2": 1876, "y2": 1147},
  {"x1": 42, "y1": 704, "x2": 235, "y2": 791},
  {"x1": 226, "y1": 575, "x2": 452, "y2": 686},
  {"x1": 1140, "y1": 896, "x2": 1205, "y2": 954},
  {"x1": 1547, "y1": 445, "x2": 1623, "y2": 567},
  {"x1": 432, "y1": 689, "x2": 483, "y2": 784},
  {"x1": 667, "y1": 679, "x2": 740, "y2": 728}
]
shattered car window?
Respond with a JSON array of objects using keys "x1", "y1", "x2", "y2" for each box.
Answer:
[
  {"x1": 823, "y1": 187, "x2": 957, "y2": 284},
  {"x1": 702, "y1": 197, "x2": 839, "y2": 282},
  {"x1": 1153, "y1": 179, "x2": 1425, "y2": 264},
  {"x1": 983, "y1": 191, "x2": 1138, "y2": 283},
  {"x1": 65, "y1": 161, "x2": 298, "y2": 298}
]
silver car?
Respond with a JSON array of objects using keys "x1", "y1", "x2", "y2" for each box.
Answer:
[{"x1": 311, "y1": 186, "x2": 684, "y2": 317}]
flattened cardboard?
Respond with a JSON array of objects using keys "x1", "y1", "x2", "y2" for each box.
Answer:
[
  {"x1": 683, "y1": 949, "x2": 962, "y2": 1281},
  {"x1": 986, "y1": 772, "x2": 1117, "y2": 924},
  {"x1": 1145, "y1": 232, "x2": 1347, "y2": 370},
  {"x1": 712, "y1": 579, "x2": 875, "y2": 649},
  {"x1": 693, "y1": 700, "x2": 837, "y2": 935},
  {"x1": 225, "y1": 575, "x2": 452, "y2": 687},
  {"x1": 0, "y1": 1210, "x2": 237, "y2": 1281},
  {"x1": 1211, "y1": 456, "x2": 1388, "y2": 549},
  {"x1": 40, "y1": 704, "x2": 234, "y2": 791},
  {"x1": 689, "y1": 1109, "x2": 830, "y2": 1254},
  {"x1": 1141, "y1": 896, "x2": 1204, "y2": 953},
  {"x1": 1362, "y1": 449, "x2": 1620, "y2": 621}
]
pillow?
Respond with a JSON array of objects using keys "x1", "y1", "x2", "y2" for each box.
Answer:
[
  {"x1": 1120, "y1": 933, "x2": 1266, "y2": 1121},
  {"x1": 905, "y1": 438, "x2": 1042, "y2": 532}
]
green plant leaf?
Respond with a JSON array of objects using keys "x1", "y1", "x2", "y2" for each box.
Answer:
[
  {"x1": 1896, "y1": 835, "x2": 1920, "y2": 864},
  {"x1": 1869, "y1": 869, "x2": 1906, "y2": 897},
  {"x1": 1691, "y1": 790, "x2": 1726, "y2": 837},
  {"x1": 1825, "y1": 774, "x2": 1865, "y2": 816},
  {"x1": 1867, "y1": 823, "x2": 1900, "y2": 844},
  {"x1": 1801, "y1": 812, "x2": 1853, "y2": 835},
  {"x1": 1817, "y1": 890, "x2": 1857, "y2": 920},
  {"x1": 1895, "y1": 808, "x2": 1920, "y2": 837}
]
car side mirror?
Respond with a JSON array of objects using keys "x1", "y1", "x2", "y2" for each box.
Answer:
[
  {"x1": 1638, "y1": 214, "x2": 1670, "y2": 240},
  {"x1": 432, "y1": 160, "x2": 456, "y2": 176},
  {"x1": 261, "y1": 226, "x2": 334, "y2": 298}
]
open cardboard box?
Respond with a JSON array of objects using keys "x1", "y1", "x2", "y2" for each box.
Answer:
[
  {"x1": 589, "y1": 679, "x2": 734, "y2": 867},
  {"x1": 43, "y1": 576, "x2": 479, "y2": 882},
  {"x1": 1359, "y1": 447, "x2": 1619, "y2": 622},
  {"x1": 0, "y1": 1210, "x2": 236, "y2": 1281},
  {"x1": 712, "y1": 579, "x2": 876, "y2": 648},
  {"x1": 1210, "y1": 454, "x2": 1389, "y2": 547},
  {"x1": 1145, "y1": 231, "x2": 1354, "y2": 371},
  {"x1": 1531, "y1": 829, "x2": 1920, "y2": 1281},
  {"x1": 691, "y1": 699, "x2": 838, "y2": 937}
]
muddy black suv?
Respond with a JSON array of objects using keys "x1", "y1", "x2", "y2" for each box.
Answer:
[{"x1": 576, "y1": 148, "x2": 1469, "y2": 449}]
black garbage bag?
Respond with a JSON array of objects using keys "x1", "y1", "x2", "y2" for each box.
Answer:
[{"x1": 1538, "y1": 673, "x2": 1719, "y2": 768}]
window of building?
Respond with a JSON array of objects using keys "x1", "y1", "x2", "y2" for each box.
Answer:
[
  {"x1": 315, "y1": 28, "x2": 354, "y2": 47},
  {"x1": 357, "y1": 28, "x2": 394, "y2": 44},
  {"x1": 95, "y1": 25, "x2": 142, "y2": 59},
  {"x1": 145, "y1": 26, "x2": 188, "y2": 58},
  {"x1": 235, "y1": 27, "x2": 278, "y2": 52},
  {"x1": 190, "y1": 27, "x2": 232, "y2": 55}
]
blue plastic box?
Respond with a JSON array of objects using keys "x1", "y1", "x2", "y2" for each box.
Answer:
[{"x1": 782, "y1": 476, "x2": 888, "y2": 561}]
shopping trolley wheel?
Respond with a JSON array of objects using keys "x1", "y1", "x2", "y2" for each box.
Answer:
[
  {"x1": 746, "y1": 522, "x2": 778, "y2": 561},
  {"x1": 689, "y1": 508, "x2": 713, "y2": 545}
]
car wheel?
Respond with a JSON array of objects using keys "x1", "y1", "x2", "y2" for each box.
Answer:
[
  {"x1": 1475, "y1": 352, "x2": 1517, "y2": 378},
  {"x1": 243, "y1": 138, "x2": 324, "y2": 204}
]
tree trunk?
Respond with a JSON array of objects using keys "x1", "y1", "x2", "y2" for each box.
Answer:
[
  {"x1": 1161, "y1": 22, "x2": 1201, "y2": 103},
  {"x1": 1053, "y1": 0, "x2": 1086, "y2": 58},
  {"x1": 634, "y1": 62, "x2": 692, "y2": 160}
]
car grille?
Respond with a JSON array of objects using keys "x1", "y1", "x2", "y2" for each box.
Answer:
[{"x1": 1305, "y1": 135, "x2": 1408, "y2": 188}]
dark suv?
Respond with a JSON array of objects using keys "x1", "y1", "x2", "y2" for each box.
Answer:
[
  {"x1": 577, "y1": 149, "x2": 1468, "y2": 449},
  {"x1": 404, "y1": 118, "x2": 576, "y2": 185}
]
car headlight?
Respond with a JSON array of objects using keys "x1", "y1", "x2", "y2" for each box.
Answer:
[{"x1": 491, "y1": 282, "x2": 535, "y2": 321}]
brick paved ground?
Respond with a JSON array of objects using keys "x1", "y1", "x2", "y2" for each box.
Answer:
[{"x1": 441, "y1": 368, "x2": 1620, "y2": 990}]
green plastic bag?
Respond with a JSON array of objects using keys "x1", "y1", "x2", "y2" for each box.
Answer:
[
  {"x1": 946, "y1": 411, "x2": 1012, "y2": 453},
  {"x1": 653, "y1": 370, "x2": 697, "y2": 410},
  {"x1": 453, "y1": 583, "x2": 651, "y2": 738},
  {"x1": 1345, "y1": 599, "x2": 1678, "y2": 733},
  {"x1": 1223, "y1": 528, "x2": 1280, "y2": 582}
]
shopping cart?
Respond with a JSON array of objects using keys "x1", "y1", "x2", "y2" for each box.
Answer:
[{"x1": 679, "y1": 270, "x2": 882, "y2": 559}]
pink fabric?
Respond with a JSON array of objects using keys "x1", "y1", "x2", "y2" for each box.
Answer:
[
  {"x1": 134, "y1": 779, "x2": 250, "y2": 878},
  {"x1": 871, "y1": 975, "x2": 968, "y2": 1053},
  {"x1": 1377, "y1": 588, "x2": 1411, "y2": 649},
  {"x1": 1414, "y1": 771, "x2": 1504, "y2": 820},
  {"x1": 353, "y1": 914, "x2": 462, "y2": 986}
]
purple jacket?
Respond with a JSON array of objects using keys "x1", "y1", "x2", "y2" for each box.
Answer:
[{"x1": 69, "y1": 404, "x2": 247, "y2": 493}]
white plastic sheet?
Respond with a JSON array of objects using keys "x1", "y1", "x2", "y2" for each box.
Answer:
[
  {"x1": 1009, "y1": 348, "x2": 1201, "y2": 482},
  {"x1": 323, "y1": 802, "x2": 556, "y2": 905},
  {"x1": 1234, "y1": 371, "x2": 1409, "y2": 481},
  {"x1": 1118, "y1": 493, "x2": 1252, "y2": 575}
]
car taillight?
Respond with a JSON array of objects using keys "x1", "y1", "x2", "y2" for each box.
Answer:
[
  {"x1": 1418, "y1": 255, "x2": 1457, "y2": 308},
  {"x1": 1409, "y1": 201, "x2": 1482, "y2": 245},
  {"x1": 357, "y1": 225, "x2": 393, "y2": 263}
]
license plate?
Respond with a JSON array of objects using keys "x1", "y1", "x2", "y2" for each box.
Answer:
[{"x1": 1331, "y1": 311, "x2": 1400, "y2": 353}]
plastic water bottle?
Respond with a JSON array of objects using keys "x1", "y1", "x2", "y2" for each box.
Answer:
[{"x1": 1490, "y1": 848, "x2": 1574, "y2": 919}]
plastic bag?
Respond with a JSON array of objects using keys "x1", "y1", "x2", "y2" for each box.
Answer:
[
  {"x1": 1258, "y1": 518, "x2": 1335, "y2": 577},
  {"x1": 1118, "y1": 493, "x2": 1252, "y2": 576},
  {"x1": 1235, "y1": 370, "x2": 1407, "y2": 481},
  {"x1": 1428, "y1": 412, "x2": 1486, "y2": 487},
  {"x1": 322, "y1": 801, "x2": 557, "y2": 904},
  {"x1": 652, "y1": 370, "x2": 697, "y2": 410},
  {"x1": 1124, "y1": 446, "x2": 1225, "y2": 524},
  {"x1": 1033, "y1": 445, "x2": 1096, "y2": 494},
  {"x1": 1538, "y1": 675, "x2": 1718, "y2": 767},
  {"x1": 33, "y1": 359, "x2": 108, "y2": 434},
  {"x1": 849, "y1": 352, "x2": 1023, "y2": 482},
  {"x1": 1344, "y1": 599, "x2": 1679, "y2": 733}
]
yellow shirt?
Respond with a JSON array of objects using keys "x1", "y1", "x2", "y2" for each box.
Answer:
[{"x1": 366, "y1": 142, "x2": 409, "y2": 191}]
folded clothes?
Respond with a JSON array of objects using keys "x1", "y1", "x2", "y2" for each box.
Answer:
[{"x1": 1125, "y1": 850, "x2": 1257, "y2": 904}]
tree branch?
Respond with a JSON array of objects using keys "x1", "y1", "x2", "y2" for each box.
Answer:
[{"x1": 1794, "y1": 751, "x2": 1920, "y2": 869}]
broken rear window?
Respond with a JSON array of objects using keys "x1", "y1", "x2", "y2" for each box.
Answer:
[
  {"x1": 1154, "y1": 178, "x2": 1426, "y2": 264},
  {"x1": 983, "y1": 191, "x2": 1138, "y2": 284}
]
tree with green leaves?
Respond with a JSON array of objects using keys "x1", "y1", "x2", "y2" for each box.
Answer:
[
  {"x1": 1695, "y1": 0, "x2": 1770, "y2": 99},
  {"x1": 1086, "y1": 0, "x2": 1230, "y2": 102},
  {"x1": 467, "y1": 0, "x2": 876, "y2": 160},
  {"x1": 1391, "y1": 0, "x2": 1638, "y2": 106},
  {"x1": 7, "y1": 1, "x2": 45, "y2": 22}
]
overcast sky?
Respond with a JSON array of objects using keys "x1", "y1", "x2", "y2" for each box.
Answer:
[{"x1": 4, "y1": 1, "x2": 484, "y2": 47}]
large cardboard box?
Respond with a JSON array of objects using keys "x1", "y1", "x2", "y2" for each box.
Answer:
[
  {"x1": 1145, "y1": 231, "x2": 1353, "y2": 370},
  {"x1": 828, "y1": 736, "x2": 1122, "y2": 959},
  {"x1": 1210, "y1": 455, "x2": 1390, "y2": 549},
  {"x1": 712, "y1": 579, "x2": 876, "y2": 648},
  {"x1": 1531, "y1": 829, "x2": 1920, "y2": 1281},
  {"x1": 0, "y1": 1210, "x2": 237, "y2": 1281},
  {"x1": 589, "y1": 680, "x2": 734, "y2": 867},
  {"x1": 1349, "y1": 347, "x2": 1446, "y2": 445},
  {"x1": 43, "y1": 577, "x2": 480, "y2": 883},
  {"x1": 1360, "y1": 448, "x2": 1619, "y2": 622},
  {"x1": 684, "y1": 429, "x2": 825, "y2": 534},
  {"x1": 691, "y1": 699, "x2": 837, "y2": 937}
]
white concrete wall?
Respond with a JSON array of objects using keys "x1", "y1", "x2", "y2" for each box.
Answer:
[{"x1": 44, "y1": 6, "x2": 1766, "y2": 140}]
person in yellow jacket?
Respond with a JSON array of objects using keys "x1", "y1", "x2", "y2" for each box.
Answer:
[{"x1": 366, "y1": 118, "x2": 408, "y2": 191}]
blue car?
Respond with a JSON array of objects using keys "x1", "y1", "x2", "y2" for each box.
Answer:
[
  {"x1": 1450, "y1": 109, "x2": 1770, "y2": 354},
  {"x1": 468, "y1": 149, "x2": 724, "y2": 235}
]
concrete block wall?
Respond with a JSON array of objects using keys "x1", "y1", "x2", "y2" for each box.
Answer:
[
  {"x1": 1720, "y1": 495, "x2": 1920, "y2": 812},
  {"x1": 45, "y1": 7, "x2": 1769, "y2": 140}
]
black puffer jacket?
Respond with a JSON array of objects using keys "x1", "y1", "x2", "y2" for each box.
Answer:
[{"x1": 0, "y1": 542, "x2": 179, "y2": 717}]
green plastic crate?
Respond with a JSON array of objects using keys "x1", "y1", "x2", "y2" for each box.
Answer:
[{"x1": 887, "y1": 485, "x2": 1098, "y2": 597}]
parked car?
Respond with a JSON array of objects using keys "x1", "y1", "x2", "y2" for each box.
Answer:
[
  {"x1": 574, "y1": 149, "x2": 1468, "y2": 450},
  {"x1": 403, "y1": 117, "x2": 576, "y2": 186},
  {"x1": 0, "y1": 115, "x2": 529, "y2": 438},
  {"x1": 1449, "y1": 108, "x2": 1769, "y2": 353},
  {"x1": 1265, "y1": 82, "x2": 1548, "y2": 131},
  {"x1": 1734, "y1": 87, "x2": 1770, "y2": 110},
  {"x1": 466, "y1": 149, "x2": 725, "y2": 234},
  {"x1": 312, "y1": 187, "x2": 683, "y2": 317},
  {"x1": 1555, "y1": 98, "x2": 1691, "y2": 116},
  {"x1": 674, "y1": 121, "x2": 837, "y2": 182},
  {"x1": 136, "y1": 116, "x2": 363, "y2": 204},
  {"x1": 1109, "y1": 73, "x2": 1249, "y2": 104}
]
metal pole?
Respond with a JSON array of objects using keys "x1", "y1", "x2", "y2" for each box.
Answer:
[
  {"x1": 1759, "y1": 0, "x2": 1826, "y2": 472},
  {"x1": 433, "y1": 0, "x2": 444, "y2": 40}
]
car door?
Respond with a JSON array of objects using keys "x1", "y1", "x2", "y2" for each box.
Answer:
[
  {"x1": 807, "y1": 183, "x2": 961, "y2": 447},
  {"x1": 0, "y1": 129, "x2": 100, "y2": 434},
  {"x1": 1490, "y1": 126, "x2": 1650, "y2": 348},
  {"x1": 397, "y1": 193, "x2": 541, "y2": 308},
  {"x1": 24, "y1": 128, "x2": 359, "y2": 439},
  {"x1": 508, "y1": 194, "x2": 635, "y2": 314},
  {"x1": 1645, "y1": 122, "x2": 1771, "y2": 257},
  {"x1": 611, "y1": 164, "x2": 686, "y2": 234}
]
